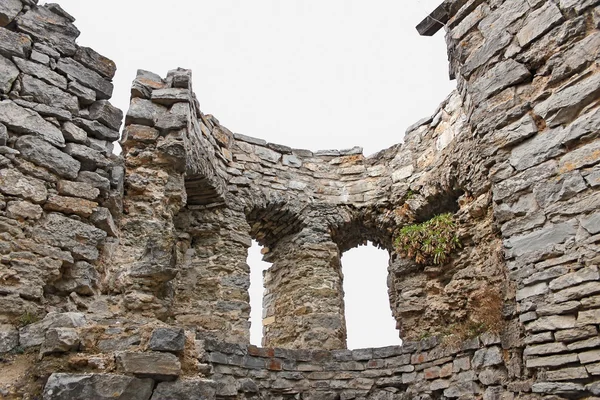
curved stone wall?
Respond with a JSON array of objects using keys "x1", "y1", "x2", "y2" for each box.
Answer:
[{"x1": 0, "y1": 0, "x2": 598, "y2": 398}]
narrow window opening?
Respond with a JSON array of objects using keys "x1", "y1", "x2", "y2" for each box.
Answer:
[
  {"x1": 342, "y1": 242, "x2": 401, "y2": 349},
  {"x1": 248, "y1": 240, "x2": 271, "y2": 346}
]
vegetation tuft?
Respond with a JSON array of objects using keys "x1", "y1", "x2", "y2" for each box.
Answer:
[
  {"x1": 18, "y1": 311, "x2": 39, "y2": 327},
  {"x1": 394, "y1": 213, "x2": 461, "y2": 265}
]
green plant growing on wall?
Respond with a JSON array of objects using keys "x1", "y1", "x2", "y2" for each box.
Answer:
[
  {"x1": 18, "y1": 310, "x2": 39, "y2": 327},
  {"x1": 394, "y1": 212, "x2": 461, "y2": 265}
]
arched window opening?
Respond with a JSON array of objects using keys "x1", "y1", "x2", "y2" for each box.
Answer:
[
  {"x1": 342, "y1": 242, "x2": 401, "y2": 349},
  {"x1": 248, "y1": 240, "x2": 271, "y2": 346}
]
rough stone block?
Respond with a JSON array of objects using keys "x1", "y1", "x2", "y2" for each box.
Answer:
[
  {"x1": 526, "y1": 353, "x2": 578, "y2": 368},
  {"x1": 0, "y1": 324, "x2": 18, "y2": 353},
  {"x1": 43, "y1": 373, "x2": 154, "y2": 400},
  {"x1": 149, "y1": 328, "x2": 185, "y2": 353},
  {"x1": 14, "y1": 57, "x2": 67, "y2": 89},
  {"x1": 504, "y1": 221, "x2": 576, "y2": 259},
  {"x1": 471, "y1": 59, "x2": 531, "y2": 103},
  {"x1": 90, "y1": 207, "x2": 118, "y2": 237},
  {"x1": 150, "y1": 379, "x2": 216, "y2": 400},
  {"x1": 532, "y1": 382, "x2": 585, "y2": 395},
  {"x1": 45, "y1": 194, "x2": 98, "y2": 218},
  {"x1": 19, "y1": 312, "x2": 86, "y2": 348},
  {"x1": 21, "y1": 74, "x2": 79, "y2": 114},
  {"x1": 579, "y1": 349, "x2": 600, "y2": 364},
  {"x1": 7, "y1": 200, "x2": 43, "y2": 219},
  {"x1": 0, "y1": 0, "x2": 22, "y2": 26},
  {"x1": 54, "y1": 261, "x2": 98, "y2": 296},
  {"x1": 0, "y1": 55, "x2": 18, "y2": 94},
  {"x1": 116, "y1": 351, "x2": 181, "y2": 381},
  {"x1": 74, "y1": 46, "x2": 117, "y2": 79},
  {"x1": 534, "y1": 72, "x2": 600, "y2": 127},
  {"x1": 472, "y1": 347, "x2": 503, "y2": 369},
  {"x1": 15, "y1": 135, "x2": 81, "y2": 179},
  {"x1": 56, "y1": 58, "x2": 113, "y2": 99},
  {"x1": 57, "y1": 180, "x2": 99, "y2": 201},
  {"x1": 0, "y1": 168, "x2": 47, "y2": 203},
  {"x1": 31, "y1": 213, "x2": 107, "y2": 262},
  {"x1": 523, "y1": 342, "x2": 568, "y2": 356},
  {"x1": 151, "y1": 88, "x2": 190, "y2": 106},
  {"x1": 16, "y1": 6, "x2": 79, "y2": 55},
  {"x1": 0, "y1": 100, "x2": 65, "y2": 147},
  {"x1": 40, "y1": 327, "x2": 80, "y2": 356},
  {"x1": 526, "y1": 315, "x2": 576, "y2": 332},
  {"x1": 64, "y1": 142, "x2": 110, "y2": 170},
  {"x1": 0, "y1": 26, "x2": 31, "y2": 59},
  {"x1": 125, "y1": 98, "x2": 167, "y2": 127},
  {"x1": 89, "y1": 100, "x2": 123, "y2": 131},
  {"x1": 73, "y1": 117, "x2": 120, "y2": 142},
  {"x1": 517, "y1": 2, "x2": 564, "y2": 47}
]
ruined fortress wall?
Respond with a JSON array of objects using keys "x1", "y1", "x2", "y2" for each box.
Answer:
[{"x1": 0, "y1": 0, "x2": 599, "y2": 399}]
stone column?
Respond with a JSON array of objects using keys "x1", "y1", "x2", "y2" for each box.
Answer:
[
  {"x1": 262, "y1": 226, "x2": 347, "y2": 350},
  {"x1": 171, "y1": 206, "x2": 252, "y2": 344}
]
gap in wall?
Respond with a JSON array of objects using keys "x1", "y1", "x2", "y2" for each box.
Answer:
[
  {"x1": 248, "y1": 240, "x2": 271, "y2": 346},
  {"x1": 342, "y1": 242, "x2": 402, "y2": 349}
]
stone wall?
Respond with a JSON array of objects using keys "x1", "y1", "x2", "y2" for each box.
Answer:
[
  {"x1": 0, "y1": 1, "x2": 122, "y2": 336},
  {"x1": 0, "y1": 0, "x2": 599, "y2": 399}
]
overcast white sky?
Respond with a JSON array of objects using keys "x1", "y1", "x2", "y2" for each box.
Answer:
[{"x1": 46, "y1": 0, "x2": 455, "y2": 349}]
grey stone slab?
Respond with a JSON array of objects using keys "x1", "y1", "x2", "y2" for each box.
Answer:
[
  {"x1": 64, "y1": 142, "x2": 109, "y2": 170},
  {"x1": 0, "y1": 100, "x2": 65, "y2": 147},
  {"x1": 582, "y1": 212, "x2": 600, "y2": 234},
  {"x1": 0, "y1": 0, "x2": 22, "y2": 27},
  {"x1": 31, "y1": 212, "x2": 106, "y2": 262},
  {"x1": 89, "y1": 100, "x2": 123, "y2": 131},
  {"x1": 504, "y1": 221, "x2": 576, "y2": 259},
  {"x1": 117, "y1": 351, "x2": 181, "y2": 381},
  {"x1": 30, "y1": 50, "x2": 50, "y2": 65},
  {"x1": 0, "y1": 26, "x2": 31, "y2": 59},
  {"x1": 56, "y1": 58, "x2": 113, "y2": 99},
  {"x1": 15, "y1": 135, "x2": 79, "y2": 179},
  {"x1": 13, "y1": 57, "x2": 67, "y2": 89},
  {"x1": 0, "y1": 324, "x2": 18, "y2": 353},
  {"x1": 526, "y1": 353, "x2": 579, "y2": 368},
  {"x1": 43, "y1": 373, "x2": 154, "y2": 400},
  {"x1": 150, "y1": 380, "x2": 216, "y2": 400},
  {"x1": 16, "y1": 6, "x2": 80, "y2": 56},
  {"x1": 526, "y1": 315, "x2": 577, "y2": 332},
  {"x1": 471, "y1": 59, "x2": 531, "y2": 103},
  {"x1": 151, "y1": 88, "x2": 190, "y2": 106},
  {"x1": 553, "y1": 281, "x2": 600, "y2": 303},
  {"x1": 125, "y1": 98, "x2": 167, "y2": 127},
  {"x1": 73, "y1": 117, "x2": 120, "y2": 142},
  {"x1": 0, "y1": 55, "x2": 19, "y2": 94},
  {"x1": 149, "y1": 328, "x2": 185, "y2": 353},
  {"x1": 517, "y1": 2, "x2": 564, "y2": 47},
  {"x1": 534, "y1": 72, "x2": 600, "y2": 127},
  {"x1": 21, "y1": 75, "x2": 79, "y2": 113},
  {"x1": 550, "y1": 266, "x2": 599, "y2": 291},
  {"x1": 13, "y1": 99, "x2": 72, "y2": 122},
  {"x1": 19, "y1": 312, "x2": 85, "y2": 348},
  {"x1": 532, "y1": 382, "x2": 585, "y2": 395},
  {"x1": 74, "y1": 46, "x2": 116, "y2": 79},
  {"x1": 0, "y1": 168, "x2": 47, "y2": 203},
  {"x1": 67, "y1": 81, "x2": 96, "y2": 105},
  {"x1": 54, "y1": 261, "x2": 98, "y2": 295},
  {"x1": 40, "y1": 327, "x2": 80, "y2": 356},
  {"x1": 558, "y1": 139, "x2": 600, "y2": 173}
]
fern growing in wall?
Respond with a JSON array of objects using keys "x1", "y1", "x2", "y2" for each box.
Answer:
[{"x1": 394, "y1": 212, "x2": 461, "y2": 265}]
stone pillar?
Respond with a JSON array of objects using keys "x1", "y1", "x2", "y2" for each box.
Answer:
[
  {"x1": 171, "y1": 206, "x2": 252, "y2": 344},
  {"x1": 262, "y1": 226, "x2": 347, "y2": 350}
]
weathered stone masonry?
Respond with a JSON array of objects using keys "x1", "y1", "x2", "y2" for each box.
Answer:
[{"x1": 0, "y1": 0, "x2": 599, "y2": 398}]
